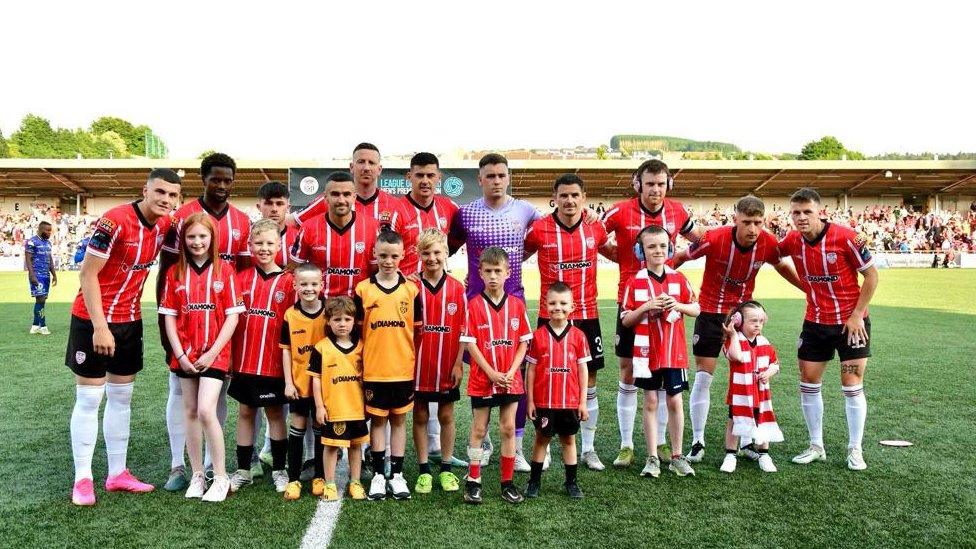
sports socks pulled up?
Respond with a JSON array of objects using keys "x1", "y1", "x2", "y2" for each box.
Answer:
[
  {"x1": 843, "y1": 384, "x2": 866, "y2": 449},
  {"x1": 616, "y1": 381, "x2": 638, "y2": 448},
  {"x1": 689, "y1": 371, "x2": 713, "y2": 444},
  {"x1": 103, "y1": 382, "x2": 134, "y2": 477},
  {"x1": 70, "y1": 384, "x2": 105, "y2": 482},
  {"x1": 799, "y1": 382, "x2": 824, "y2": 447},
  {"x1": 581, "y1": 387, "x2": 599, "y2": 453}
]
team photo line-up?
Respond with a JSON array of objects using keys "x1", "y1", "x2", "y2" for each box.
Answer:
[{"x1": 57, "y1": 143, "x2": 877, "y2": 507}]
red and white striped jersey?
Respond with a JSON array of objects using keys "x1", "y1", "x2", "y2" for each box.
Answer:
[
  {"x1": 295, "y1": 188, "x2": 400, "y2": 228},
  {"x1": 393, "y1": 194, "x2": 459, "y2": 274},
  {"x1": 687, "y1": 226, "x2": 784, "y2": 315},
  {"x1": 71, "y1": 202, "x2": 174, "y2": 323},
  {"x1": 779, "y1": 223, "x2": 873, "y2": 325},
  {"x1": 414, "y1": 273, "x2": 467, "y2": 393},
  {"x1": 158, "y1": 260, "x2": 244, "y2": 373},
  {"x1": 526, "y1": 324, "x2": 591, "y2": 409},
  {"x1": 233, "y1": 267, "x2": 295, "y2": 377},
  {"x1": 622, "y1": 268, "x2": 694, "y2": 371},
  {"x1": 162, "y1": 198, "x2": 251, "y2": 266},
  {"x1": 291, "y1": 212, "x2": 378, "y2": 298},
  {"x1": 459, "y1": 293, "x2": 533, "y2": 397},
  {"x1": 603, "y1": 197, "x2": 694, "y2": 303},
  {"x1": 524, "y1": 214, "x2": 608, "y2": 319},
  {"x1": 724, "y1": 333, "x2": 779, "y2": 406},
  {"x1": 275, "y1": 223, "x2": 301, "y2": 268}
]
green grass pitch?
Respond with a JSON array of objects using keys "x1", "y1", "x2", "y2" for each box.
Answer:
[{"x1": 0, "y1": 268, "x2": 973, "y2": 548}]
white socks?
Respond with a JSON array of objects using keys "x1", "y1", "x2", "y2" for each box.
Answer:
[
  {"x1": 427, "y1": 402, "x2": 441, "y2": 452},
  {"x1": 304, "y1": 418, "x2": 315, "y2": 461},
  {"x1": 843, "y1": 384, "x2": 867, "y2": 450},
  {"x1": 800, "y1": 382, "x2": 824, "y2": 447},
  {"x1": 70, "y1": 385, "x2": 104, "y2": 482},
  {"x1": 656, "y1": 390, "x2": 668, "y2": 442},
  {"x1": 581, "y1": 387, "x2": 599, "y2": 453},
  {"x1": 689, "y1": 371, "x2": 713, "y2": 445},
  {"x1": 617, "y1": 381, "x2": 637, "y2": 448},
  {"x1": 165, "y1": 372, "x2": 186, "y2": 470},
  {"x1": 103, "y1": 382, "x2": 134, "y2": 477}
]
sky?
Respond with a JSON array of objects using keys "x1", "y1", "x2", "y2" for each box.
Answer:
[{"x1": 2, "y1": 1, "x2": 974, "y2": 160}]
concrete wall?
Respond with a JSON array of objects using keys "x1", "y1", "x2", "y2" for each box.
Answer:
[{"x1": 0, "y1": 196, "x2": 62, "y2": 214}]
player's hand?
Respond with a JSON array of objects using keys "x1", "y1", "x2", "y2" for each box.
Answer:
[
  {"x1": 29, "y1": 274, "x2": 38, "y2": 286},
  {"x1": 93, "y1": 326, "x2": 116, "y2": 357},
  {"x1": 488, "y1": 370, "x2": 507, "y2": 388},
  {"x1": 842, "y1": 315, "x2": 869, "y2": 347},
  {"x1": 721, "y1": 318, "x2": 736, "y2": 340},
  {"x1": 660, "y1": 294, "x2": 677, "y2": 311},
  {"x1": 51, "y1": 274, "x2": 58, "y2": 286},
  {"x1": 193, "y1": 350, "x2": 215, "y2": 372},
  {"x1": 758, "y1": 363, "x2": 780, "y2": 383},
  {"x1": 284, "y1": 383, "x2": 299, "y2": 400},
  {"x1": 450, "y1": 362, "x2": 463, "y2": 388},
  {"x1": 527, "y1": 402, "x2": 537, "y2": 420},
  {"x1": 578, "y1": 403, "x2": 589, "y2": 422},
  {"x1": 405, "y1": 272, "x2": 421, "y2": 283},
  {"x1": 179, "y1": 356, "x2": 198, "y2": 374},
  {"x1": 315, "y1": 407, "x2": 327, "y2": 425},
  {"x1": 583, "y1": 207, "x2": 599, "y2": 224}
]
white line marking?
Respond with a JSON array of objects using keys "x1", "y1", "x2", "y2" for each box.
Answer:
[{"x1": 299, "y1": 452, "x2": 351, "y2": 549}]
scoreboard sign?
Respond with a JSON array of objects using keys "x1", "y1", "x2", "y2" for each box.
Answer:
[{"x1": 288, "y1": 168, "x2": 483, "y2": 211}]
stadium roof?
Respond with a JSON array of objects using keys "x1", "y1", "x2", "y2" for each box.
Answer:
[{"x1": 1, "y1": 158, "x2": 975, "y2": 199}]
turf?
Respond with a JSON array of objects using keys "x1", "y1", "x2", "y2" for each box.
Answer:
[{"x1": 0, "y1": 268, "x2": 974, "y2": 548}]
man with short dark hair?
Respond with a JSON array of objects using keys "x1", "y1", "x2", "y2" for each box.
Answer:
[
  {"x1": 779, "y1": 187, "x2": 878, "y2": 471},
  {"x1": 603, "y1": 159, "x2": 703, "y2": 468},
  {"x1": 26, "y1": 220, "x2": 57, "y2": 335},
  {"x1": 671, "y1": 195, "x2": 803, "y2": 462},
  {"x1": 256, "y1": 181, "x2": 300, "y2": 268},
  {"x1": 393, "y1": 152, "x2": 459, "y2": 275},
  {"x1": 66, "y1": 168, "x2": 181, "y2": 505}
]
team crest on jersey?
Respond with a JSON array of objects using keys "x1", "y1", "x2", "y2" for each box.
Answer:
[
  {"x1": 75, "y1": 351, "x2": 86, "y2": 364},
  {"x1": 437, "y1": 217, "x2": 447, "y2": 228},
  {"x1": 510, "y1": 318, "x2": 520, "y2": 330},
  {"x1": 640, "y1": 347, "x2": 649, "y2": 357},
  {"x1": 355, "y1": 242, "x2": 365, "y2": 254},
  {"x1": 586, "y1": 237, "x2": 595, "y2": 249},
  {"x1": 665, "y1": 222, "x2": 676, "y2": 233},
  {"x1": 447, "y1": 303, "x2": 458, "y2": 315},
  {"x1": 692, "y1": 334, "x2": 700, "y2": 345},
  {"x1": 364, "y1": 389, "x2": 374, "y2": 402},
  {"x1": 156, "y1": 234, "x2": 164, "y2": 247},
  {"x1": 826, "y1": 252, "x2": 837, "y2": 264},
  {"x1": 399, "y1": 300, "x2": 408, "y2": 314},
  {"x1": 232, "y1": 229, "x2": 241, "y2": 241},
  {"x1": 274, "y1": 291, "x2": 286, "y2": 303},
  {"x1": 213, "y1": 281, "x2": 224, "y2": 293},
  {"x1": 540, "y1": 417, "x2": 549, "y2": 429},
  {"x1": 333, "y1": 422, "x2": 346, "y2": 435}
]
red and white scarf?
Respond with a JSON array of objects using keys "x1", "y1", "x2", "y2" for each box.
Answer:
[
  {"x1": 630, "y1": 269, "x2": 661, "y2": 378},
  {"x1": 725, "y1": 333, "x2": 783, "y2": 444}
]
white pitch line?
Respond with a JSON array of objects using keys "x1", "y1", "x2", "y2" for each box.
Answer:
[{"x1": 299, "y1": 451, "x2": 352, "y2": 549}]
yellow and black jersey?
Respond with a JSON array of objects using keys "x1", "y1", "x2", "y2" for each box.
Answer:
[
  {"x1": 308, "y1": 335, "x2": 365, "y2": 422},
  {"x1": 354, "y1": 274, "x2": 422, "y2": 382},
  {"x1": 279, "y1": 299, "x2": 328, "y2": 398}
]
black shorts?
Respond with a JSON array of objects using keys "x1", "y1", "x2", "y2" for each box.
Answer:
[
  {"x1": 173, "y1": 367, "x2": 227, "y2": 381},
  {"x1": 415, "y1": 387, "x2": 461, "y2": 404},
  {"x1": 288, "y1": 396, "x2": 314, "y2": 417},
  {"x1": 363, "y1": 380, "x2": 414, "y2": 416},
  {"x1": 692, "y1": 312, "x2": 727, "y2": 358},
  {"x1": 470, "y1": 393, "x2": 523, "y2": 409},
  {"x1": 321, "y1": 419, "x2": 369, "y2": 448},
  {"x1": 65, "y1": 315, "x2": 144, "y2": 378},
  {"x1": 614, "y1": 306, "x2": 635, "y2": 358},
  {"x1": 533, "y1": 408, "x2": 581, "y2": 438},
  {"x1": 228, "y1": 373, "x2": 288, "y2": 408},
  {"x1": 634, "y1": 368, "x2": 689, "y2": 395},
  {"x1": 797, "y1": 318, "x2": 872, "y2": 362},
  {"x1": 538, "y1": 317, "x2": 605, "y2": 372}
]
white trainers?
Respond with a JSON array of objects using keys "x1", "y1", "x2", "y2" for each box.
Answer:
[
  {"x1": 228, "y1": 469, "x2": 252, "y2": 492},
  {"x1": 738, "y1": 443, "x2": 761, "y2": 461},
  {"x1": 29, "y1": 326, "x2": 40, "y2": 334},
  {"x1": 669, "y1": 455, "x2": 696, "y2": 477},
  {"x1": 792, "y1": 444, "x2": 827, "y2": 465},
  {"x1": 368, "y1": 473, "x2": 388, "y2": 500},
  {"x1": 271, "y1": 470, "x2": 289, "y2": 492},
  {"x1": 757, "y1": 453, "x2": 778, "y2": 473},
  {"x1": 202, "y1": 474, "x2": 230, "y2": 502},
  {"x1": 184, "y1": 472, "x2": 207, "y2": 498},
  {"x1": 514, "y1": 451, "x2": 531, "y2": 473},
  {"x1": 39, "y1": 326, "x2": 51, "y2": 335},
  {"x1": 581, "y1": 451, "x2": 605, "y2": 471},
  {"x1": 388, "y1": 473, "x2": 411, "y2": 500},
  {"x1": 720, "y1": 453, "x2": 737, "y2": 473},
  {"x1": 847, "y1": 447, "x2": 867, "y2": 471},
  {"x1": 640, "y1": 455, "x2": 661, "y2": 478},
  {"x1": 542, "y1": 445, "x2": 552, "y2": 471},
  {"x1": 481, "y1": 436, "x2": 493, "y2": 466}
]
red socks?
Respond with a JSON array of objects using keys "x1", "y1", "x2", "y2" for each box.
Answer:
[{"x1": 500, "y1": 455, "x2": 515, "y2": 483}]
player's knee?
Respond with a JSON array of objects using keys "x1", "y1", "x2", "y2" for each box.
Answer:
[
  {"x1": 198, "y1": 407, "x2": 218, "y2": 427},
  {"x1": 413, "y1": 408, "x2": 428, "y2": 425},
  {"x1": 438, "y1": 408, "x2": 454, "y2": 425},
  {"x1": 470, "y1": 423, "x2": 487, "y2": 441},
  {"x1": 498, "y1": 422, "x2": 515, "y2": 439}
]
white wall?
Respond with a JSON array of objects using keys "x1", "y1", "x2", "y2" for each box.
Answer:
[{"x1": 0, "y1": 196, "x2": 62, "y2": 214}]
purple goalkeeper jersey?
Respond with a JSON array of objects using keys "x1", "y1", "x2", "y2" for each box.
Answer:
[{"x1": 450, "y1": 197, "x2": 542, "y2": 300}]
